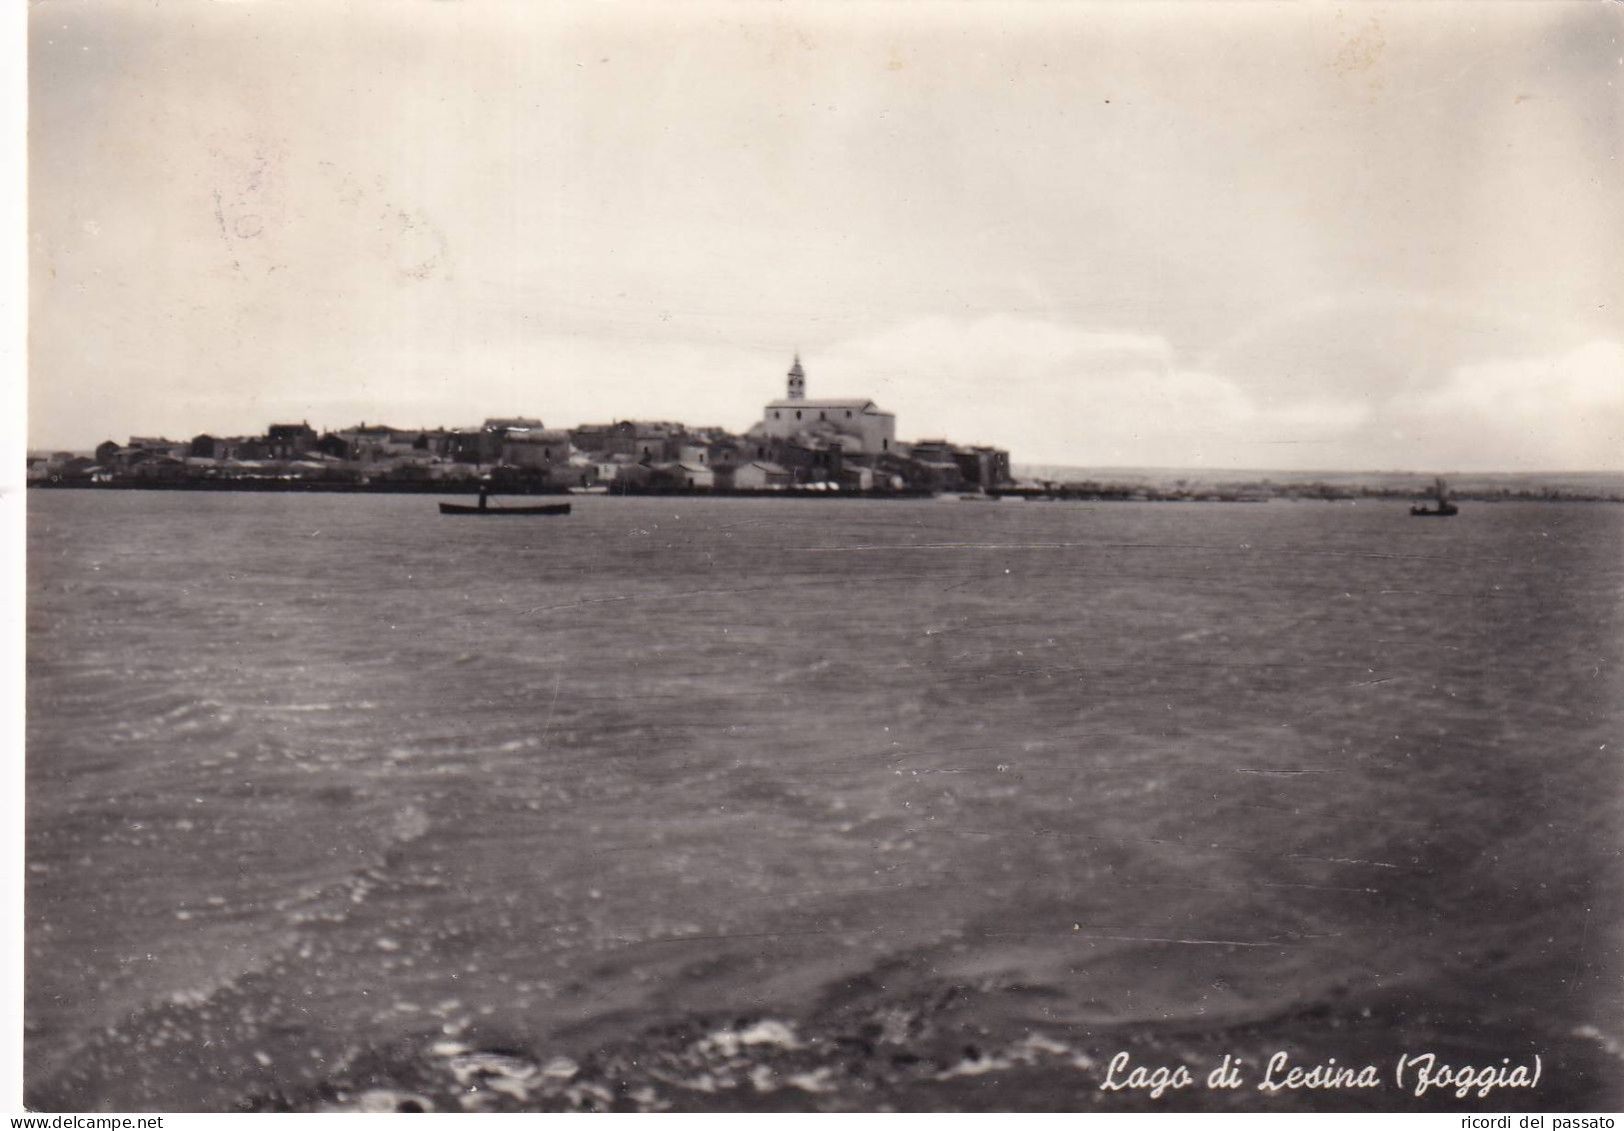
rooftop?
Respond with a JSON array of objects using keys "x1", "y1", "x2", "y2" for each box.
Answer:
[{"x1": 765, "y1": 398, "x2": 888, "y2": 412}]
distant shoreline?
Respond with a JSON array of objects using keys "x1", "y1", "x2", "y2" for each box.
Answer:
[
  {"x1": 23, "y1": 479, "x2": 934, "y2": 501},
  {"x1": 24, "y1": 478, "x2": 1624, "y2": 504}
]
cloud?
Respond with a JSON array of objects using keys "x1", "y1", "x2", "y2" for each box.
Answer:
[
  {"x1": 799, "y1": 317, "x2": 1624, "y2": 472},
  {"x1": 1403, "y1": 341, "x2": 1624, "y2": 470}
]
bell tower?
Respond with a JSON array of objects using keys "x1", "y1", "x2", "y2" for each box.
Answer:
[{"x1": 787, "y1": 354, "x2": 806, "y2": 401}]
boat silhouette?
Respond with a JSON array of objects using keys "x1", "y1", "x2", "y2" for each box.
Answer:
[
  {"x1": 440, "y1": 498, "x2": 571, "y2": 516},
  {"x1": 1410, "y1": 477, "x2": 1458, "y2": 517}
]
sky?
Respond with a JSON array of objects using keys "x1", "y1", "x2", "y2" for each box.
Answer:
[{"x1": 24, "y1": 0, "x2": 1624, "y2": 471}]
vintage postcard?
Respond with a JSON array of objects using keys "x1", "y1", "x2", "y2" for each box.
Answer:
[{"x1": 19, "y1": 0, "x2": 1623, "y2": 1116}]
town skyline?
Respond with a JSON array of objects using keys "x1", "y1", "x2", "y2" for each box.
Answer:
[
  {"x1": 27, "y1": 1, "x2": 1624, "y2": 472},
  {"x1": 36, "y1": 361, "x2": 1017, "y2": 497}
]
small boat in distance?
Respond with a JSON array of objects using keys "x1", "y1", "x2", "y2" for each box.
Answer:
[
  {"x1": 439, "y1": 500, "x2": 571, "y2": 517},
  {"x1": 1410, "y1": 477, "x2": 1459, "y2": 517}
]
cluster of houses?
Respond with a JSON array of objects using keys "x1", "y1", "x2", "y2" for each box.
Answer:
[{"x1": 29, "y1": 358, "x2": 1013, "y2": 495}]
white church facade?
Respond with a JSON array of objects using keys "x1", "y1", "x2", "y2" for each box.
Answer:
[{"x1": 756, "y1": 355, "x2": 896, "y2": 456}]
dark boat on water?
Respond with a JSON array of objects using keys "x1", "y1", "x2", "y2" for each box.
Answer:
[
  {"x1": 1410, "y1": 477, "x2": 1458, "y2": 517},
  {"x1": 439, "y1": 501, "x2": 571, "y2": 516}
]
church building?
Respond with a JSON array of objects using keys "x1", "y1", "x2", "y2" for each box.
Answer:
[{"x1": 757, "y1": 355, "x2": 896, "y2": 456}]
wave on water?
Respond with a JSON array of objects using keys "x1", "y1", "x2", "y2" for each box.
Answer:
[{"x1": 242, "y1": 979, "x2": 1619, "y2": 1113}]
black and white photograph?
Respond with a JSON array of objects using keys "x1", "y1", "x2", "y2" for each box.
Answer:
[{"x1": 17, "y1": 0, "x2": 1624, "y2": 1115}]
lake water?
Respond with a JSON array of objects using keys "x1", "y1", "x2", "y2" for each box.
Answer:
[{"x1": 24, "y1": 491, "x2": 1624, "y2": 1111}]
